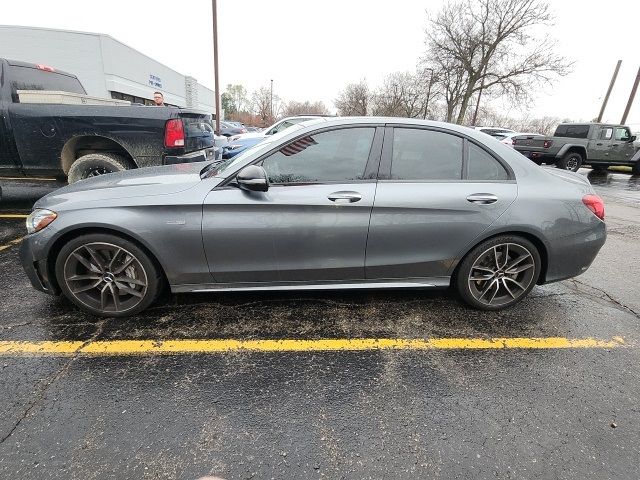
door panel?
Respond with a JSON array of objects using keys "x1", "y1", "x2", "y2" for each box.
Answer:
[
  {"x1": 202, "y1": 183, "x2": 376, "y2": 283},
  {"x1": 365, "y1": 182, "x2": 517, "y2": 279}
]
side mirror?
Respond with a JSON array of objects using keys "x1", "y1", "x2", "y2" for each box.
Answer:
[
  {"x1": 236, "y1": 165, "x2": 269, "y2": 192},
  {"x1": 628, "y1": 135, "x2": 636, "y2": 143}
]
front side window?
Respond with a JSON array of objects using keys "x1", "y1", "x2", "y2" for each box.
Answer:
[
  {"x1": 391, "y1": 128, "x2": 463, "y2": 180},
  {"x1": 467, "y1": 143, "x2": 509, "y2": 181},
  {"x1": 261, "y1": 128, "x2": 375, "y2": 184},
  {"x1": 614, "y1": 127, "x2": 630, "y2": 141}
]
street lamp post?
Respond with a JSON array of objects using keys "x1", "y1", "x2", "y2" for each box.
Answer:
[
  {"x1": 212, "y1": 0, "x2": 221, "y2": 134},
  {"x1": 270, "y1": 79, "x2": 274, "y2": 122}
]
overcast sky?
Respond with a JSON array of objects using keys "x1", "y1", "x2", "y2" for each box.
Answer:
[{"x1": 2, "y1": 0, "x2": 639, "y2": 127}]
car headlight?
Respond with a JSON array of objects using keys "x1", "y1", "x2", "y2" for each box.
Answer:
[{"x1": 26, "y1": 209, "x2": 57, "y2": 234}]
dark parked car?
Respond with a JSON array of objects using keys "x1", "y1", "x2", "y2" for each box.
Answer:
[
  {"x1": 218, "y1": 121, "x2": 247, "y2": 137},
  {"x1": 0, "y1": 58, "x2": 217, "y2": 183},
  {"x1": 513, "y1": 123, "x2": 639, "y2": 173},
  {"x1": 21, "y1": 117, "x2": 606, "y2": 317}
]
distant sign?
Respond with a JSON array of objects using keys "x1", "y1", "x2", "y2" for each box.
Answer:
[{"x1": 149, "y1": 74, "x2": 162, "y2": 89}]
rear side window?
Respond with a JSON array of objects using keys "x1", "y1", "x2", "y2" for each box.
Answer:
[
  {"x1": 8, "y1": 65, "x2": 85, "y2": 102},
  {"x1": 391, "y1": 128, "x2": 463, "y2": 180},
  {"x1": 261, "y1": 127, "x2": 375, "y2": 183},
  {"x1": 599, "y1": 127, "x2": 613, "y2": 140},
  {"x1": 467, "y1": 143, "x2": 509, "y2": 181},
  {"x1": 554, "y1": 124, "x2": 590, "y2": 138}
]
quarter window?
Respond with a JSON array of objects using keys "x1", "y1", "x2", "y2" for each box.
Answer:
[
  {"x1": 391, "y1": 128, "x2": 463, "y2": 180},
  {"x1": 261, "y1": 128, "x2": 375, "y2": 184},
  {"x1": 467, "y1": 143, "x2": 509, "y2": 181}
]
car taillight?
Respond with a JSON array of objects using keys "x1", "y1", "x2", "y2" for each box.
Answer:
[
  {"x1": 582, "y1": 194, "x2": 605, "y2": 221},
  {"x1": 164, "y1": 119, "x2": 185, "y2": 147},
  {"x1": 543, "y1": 140, "x2": 553, "y2": 148},
  {"x1": 240, "y1": 128, "x2": 247, "y2": 133},
  {"x1": 36, "y1": 64, "x2": 55, "y2": 72}
]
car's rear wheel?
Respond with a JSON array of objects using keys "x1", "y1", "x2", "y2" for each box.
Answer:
[
  {"x1": 456, "y1": 236, "x2": 541, "y2": 310},
  {"x1": 55, "y1": 234, "x2": 161, "y2": 317},
  {"x1": 556, "y1": 152, "x2": 582, "y2": 172},
  {"x1": 67, "y1": 153, "x2": 132, "y2": 184}
]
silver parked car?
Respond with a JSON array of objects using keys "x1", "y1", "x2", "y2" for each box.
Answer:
[{"x1": 20, "y1": 117, "x2": 606, "y2": 317}]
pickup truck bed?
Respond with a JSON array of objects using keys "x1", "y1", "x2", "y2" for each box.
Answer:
[{"x1": 0, "y1": 58, "x2": 218, "y2": 182}]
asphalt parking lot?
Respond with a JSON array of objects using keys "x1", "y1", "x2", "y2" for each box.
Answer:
[{"x1": 1, "y1": 170, "x2": 639, "y2": 479}]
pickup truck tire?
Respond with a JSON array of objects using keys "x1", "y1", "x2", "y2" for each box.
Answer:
[
  {"x1": 556, "y1": 152, "x2": 582, "y2": 172},
  {"x1": 633, "y1": 161, "x2": 640, "y2": 176},
  {"x1": 67, "y1": 153, "x2": 133, "y2": 184}
]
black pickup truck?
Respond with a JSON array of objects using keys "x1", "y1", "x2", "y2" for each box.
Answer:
[
  {"x1": 0, "y1": 59, "x2": 217, "y2": 183},
  {"x1": 513, "y1": 123, "x2": 639, "y2": 174}
]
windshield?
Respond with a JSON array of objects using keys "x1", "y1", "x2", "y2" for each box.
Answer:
[{"x1": 200, "y1": 123, "x2": 307, "y2": 179}]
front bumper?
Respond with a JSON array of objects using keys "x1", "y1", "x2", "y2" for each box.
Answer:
[
  {"x1": 163, "y1": 146, "x2": 220, "y2": 166},
  {"x1": 19, "y1": 235, "x2": 59, "y2": 295}
]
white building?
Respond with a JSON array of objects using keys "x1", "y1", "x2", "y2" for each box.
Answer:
[{"x1": 0, "y1": 25, "x2": 215, "y2": 112}]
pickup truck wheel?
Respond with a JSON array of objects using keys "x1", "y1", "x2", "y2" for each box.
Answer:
[
  {"x1": 556, "y1": 152, "x2": 582, "y2": 172},
  {"x1": 67, "y1": 153, "x2": 132, "y2": 184},
  {"x1": 633, "y1": 161, "x2": 640, "y2": 176}
]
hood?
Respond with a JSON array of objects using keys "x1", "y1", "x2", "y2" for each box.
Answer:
[{"x1": 36, "y1": 162, "x2": 207, "y2": 210}]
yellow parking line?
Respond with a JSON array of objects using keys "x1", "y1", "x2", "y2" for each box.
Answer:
[
  {"x1": 0, "y1": 214, "x2": 28, "y2": 219},
  {"x1": 0, "y1": 236, "x2": 23, "y2": 252},
  {"x1": 0, "y1": 337, "x2": 628, "y2": 356}
]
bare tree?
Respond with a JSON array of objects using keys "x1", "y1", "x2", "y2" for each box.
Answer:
[
  {"x1": 282, "y1": 100, "x2": 329, "y2": 117},
  {"x1": 423, "y1": 0, "x2": 571, "y2": 124},
  {"x1": 251, "y1": 87, "x2": 279, "y2": 125},
  {"x1": 334, "y1": 80, "x2": 370, "y2": 116},
  {"x1": 371, "y1": 71, "x2": 438, "y2": 119}
]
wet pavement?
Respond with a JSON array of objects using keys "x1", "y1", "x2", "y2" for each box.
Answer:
[{"x1": 1, "y1": 169, "x2": 639, "y2": 479}]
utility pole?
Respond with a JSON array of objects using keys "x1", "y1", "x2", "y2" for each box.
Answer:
[
  {"x1": 212, "y1": 0, "x2": 221, "y2": 134},
  {"x1": 621, "y1": 66, "x2": 640, "y2": 125},
  {"x1": 472, "y1": 65, "x2": 488, "y2": 126},
  {"x1": 597, "y1": 60, "x2": 622, "y2": 123},
  {"x1": 423, "y1": 68, "x2": 434, "y2": 120},
  {"x1": 270, "y1": 79, "x2": 274, "y2": 122}
]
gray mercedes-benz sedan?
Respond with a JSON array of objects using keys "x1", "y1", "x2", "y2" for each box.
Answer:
[{"x1": 20, "y1": 117, "x2": 606, "y2": 317}]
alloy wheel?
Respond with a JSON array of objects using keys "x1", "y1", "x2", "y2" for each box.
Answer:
[
  {"x1": 467, "y1": 242, "x2": 536, "y2": 307},
  {"x1": 63, "y1": 242, "x2": 148, "y2": 314}
]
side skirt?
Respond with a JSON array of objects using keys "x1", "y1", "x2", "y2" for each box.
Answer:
[{"x1": 171, "y1": 277, "x2": 451, "y2": 294}]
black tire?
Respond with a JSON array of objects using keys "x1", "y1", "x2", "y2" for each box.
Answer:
[
  {"x1": 455, "y1": 235, "x2": 541, "y2": 311},
  {"x1": 67, "y1": 153, "x2": 133, "y2": 184},
  {"x1": 555, "y1": 152, "x2": 583, "y2": 172},
  {"x1": 55, "y1": 233, "x2": 162, "y2": 317},
  {"x1": 633, "y1": 161, "x2": 640, "y2": 176}
]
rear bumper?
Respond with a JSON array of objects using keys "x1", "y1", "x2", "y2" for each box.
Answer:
[
  {"x1": 163, "y1": 146, "x2": 219, "y2": 165},
  {"x1": 514, "y1": 149, "x2": 556, "y2": 164},
  {"x1": 544, "y1": 221, "x2": 606, "y2": 283}
]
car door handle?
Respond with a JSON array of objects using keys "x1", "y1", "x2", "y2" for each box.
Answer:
[
  {"x1": 467, "y1": 193, "x2": 498, "y2": 204},
  {"x1": 596, "y1": 143, "x2": 603, "y2": 146},
  {"x1": 328, "y1": 191, "x2": 362, "y2": 203}
]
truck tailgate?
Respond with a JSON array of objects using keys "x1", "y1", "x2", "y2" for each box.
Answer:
[{"x1": 181, "y1": 112, "x2": 215, "y2": 153}]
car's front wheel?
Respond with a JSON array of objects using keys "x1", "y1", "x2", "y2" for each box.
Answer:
[
  {"x1": 455, "y1": 236, "x2": 541, "y2": 310},
  {"x1": 55, "y1": 234, "x2": 162, "y2": 317}
]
